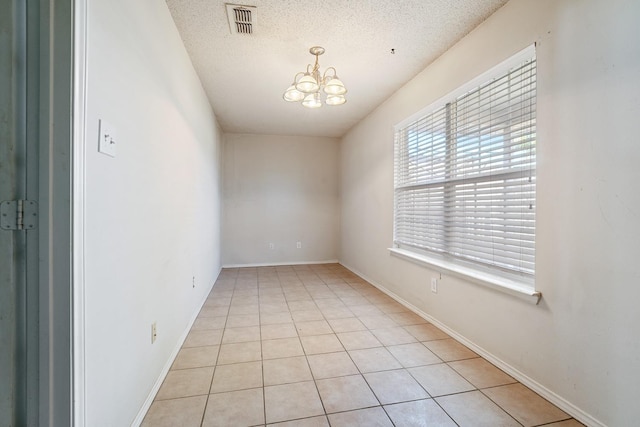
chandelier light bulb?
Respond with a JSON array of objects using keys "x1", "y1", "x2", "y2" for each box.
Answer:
[
  {"x1": 295, "y1": 74, "x2": 320, "y2": 93},
  {"x1": 283, "y1": 85, "x2": 304, "y2": 102},
  {"x1": 302, "y1": 93, "x2": 322, "y2": 108}
]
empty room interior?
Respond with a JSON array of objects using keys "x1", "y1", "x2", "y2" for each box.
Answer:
[{"x1": 65, "y1": 0, "x2": 639, "y2": 426}]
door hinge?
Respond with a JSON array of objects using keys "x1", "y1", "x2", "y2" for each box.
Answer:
[{"x1": 1, "y1": 200, "x2": 38, "y2": 230}]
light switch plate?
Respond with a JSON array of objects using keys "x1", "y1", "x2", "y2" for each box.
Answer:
[{"x1": 98, "y1": 119, "x2": 117, "y2": 157}]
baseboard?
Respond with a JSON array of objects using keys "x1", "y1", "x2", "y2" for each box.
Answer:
[
  {"x1": 130, "y1": 267, "x2": 221, "y2": 427},
  {"x1": 339, "y1": 262, "x2": 605, "y2": 427},
  {"x1": 222, "y1": 259, "x2": 339, "y2": 268}
]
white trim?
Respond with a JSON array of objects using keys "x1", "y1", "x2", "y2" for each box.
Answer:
[
  {"x1": 130, "y1": 278, "x2": 217, "y2": 427},
  {"x1": 394, "y1": 44, "x2": 536, "y2": 131},
  {"x1": 388, "y1": 248, "x2": 541, "y2": 304},
  {"x1": 222, "y1": 259, "x2": 340, "y2": 268},
  {"x1": 72, "y1": 0, "x2": 88, "y2": 425},
  {"x1": 339, "y1": 261, "x2": 606, "y2": 427}
]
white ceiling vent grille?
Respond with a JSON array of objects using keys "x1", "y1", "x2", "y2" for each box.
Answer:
[{"x1": 225, "y1": 4, "x2": 257, "y2": 35}]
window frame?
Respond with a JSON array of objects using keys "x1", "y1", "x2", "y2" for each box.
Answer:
[{"x1": 391, "y1": 45, "x2": 540, "y2": 303}]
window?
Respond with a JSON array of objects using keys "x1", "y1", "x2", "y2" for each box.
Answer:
[{"x1": 393, "y1": 47, "x2": 536, "y2": 285}]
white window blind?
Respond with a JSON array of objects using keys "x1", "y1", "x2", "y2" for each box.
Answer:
[{"x1": 394, "y1": 49, "x2": 536, "y2": 280}]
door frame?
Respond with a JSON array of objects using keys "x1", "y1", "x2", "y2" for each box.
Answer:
[
  {"x1": 71, "y1": 0, "x2": 87, "y2": 425},
  {"x1": 36, "y1": 0, "x2": 85, "y2": 425}
]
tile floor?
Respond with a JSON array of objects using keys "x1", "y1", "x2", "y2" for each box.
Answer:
[{"x1": 142, "y1": 264, "x2": 583, "y2": 427}]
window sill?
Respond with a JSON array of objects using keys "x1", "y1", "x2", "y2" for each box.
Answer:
[{"x1": 388, "y1": 248, "x2": 542, "y2": 305}]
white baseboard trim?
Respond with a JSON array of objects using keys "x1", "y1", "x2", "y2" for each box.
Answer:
[
  {"x1": 130, "y1": 268, "x2": 221, "y2": 427},
  {"x1": 222, "y1": 259, "x2": 339, "y2": 268},
  {"x1": 339, "y1": 262, "x2": 605, "y2": 427}
]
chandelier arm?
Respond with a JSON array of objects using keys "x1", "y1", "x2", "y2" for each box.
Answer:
[
  {"x1": 323, "y1": 67, "x2": 337, "y2": 79},
  {"x1": 292, "y1": 71, "x2": 305, "y2": 84}
]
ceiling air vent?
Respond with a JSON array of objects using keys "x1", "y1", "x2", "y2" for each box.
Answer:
[{"x1": 225, "y1": 4, "x2": 257, "y2": 35}]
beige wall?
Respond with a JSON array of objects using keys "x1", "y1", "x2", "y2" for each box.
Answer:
[
  {"x1": 222, "y1": 133, "x2": 340, "y2": 266},
  {"x1": 340, "y1": 0, "x2": 640, "y2": 425},
  {"x1": 83, "y1": 0, "x2": 223, "y2": 425}
]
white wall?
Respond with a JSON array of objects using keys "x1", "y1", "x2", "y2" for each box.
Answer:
[
  {"x1": 83, "y1": 0, "x2": 223, "y2": 425},
  {"x1": 339, "y1": 0, "x2": 640, "y2": 425},
  {"x1": 223, "y1": 133, "x2": 340, "y2": 266}
]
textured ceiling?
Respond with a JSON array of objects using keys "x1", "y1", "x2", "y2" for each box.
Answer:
[{"x1": 165, "y1": 0, "x2": 509, "y2": 138}]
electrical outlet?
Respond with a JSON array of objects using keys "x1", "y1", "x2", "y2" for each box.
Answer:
[
  {"x1": 430, "y1": 278, "x2": 438, "y2": 293},
  {"x1": 192, "y1": 276, "x2": 195, "y2": 288},
  {"x1": 151, "y1": 322, "x2": 157, "y2": 343},
  {"x1": 269, "y1": 242, "x2": 275, "y2": 250},
  {"x1": 296, "y1": 241, "x2": 302, "y2": 249}
]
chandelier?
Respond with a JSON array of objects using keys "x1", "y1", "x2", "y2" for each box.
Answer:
[{"x1": 283, "y1": 46, "x2": 347, "y2": 108}]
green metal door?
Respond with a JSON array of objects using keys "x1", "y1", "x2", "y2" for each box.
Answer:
[{"x1": 0, "y1": 0, "x2": 40, "y2": 425}]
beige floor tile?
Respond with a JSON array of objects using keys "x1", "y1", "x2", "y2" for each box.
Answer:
[
  {"x1": 370, "y1": 327, "x2": 417, "y2": 346},
  {"x1": 210, "y1": 361, "x2": 262, "y2": 393},
  {"x1": 387, "y1": 343, "x2": 441, "y2": 367},
  {"x1": 228, "y1": 304, "x2": 259, "y2": 316},
  {"x1": 192, "y1": 316, "x2": 227, "y2": 330},
  {"x1": 365, "y1": 293, "x2": 394, "y2": 305},
  {"x1": 319, "y1": 306, "x2": 354, "y2": 320},
  {"x1": 300, "y1": 334, "x2": 344, "y2": 354},
  {"x1": 309, "y1": 291, "x2": 337, "y2": 300},
  {"x1": 337, "y1": 330, "x2": 382, "y2": 350},
  {"x1": 384, "y1": 399, "x2": 457, "y2": 426},
  {"x1": 261, "y1": 302, "x2": 290, "y2": 314},
  {"x1": 261, "y1": 288, "x2": 285, "y2": 296},
  {"x1": 296, "y1": 320, "x2": 333, "y2": 336},
  {"x1": 332, "y1": 289, "x2": 360, "y2": 298},
  {"x1": 314, "y1": 297, "x2": 345, "y2": 309},
  {"x1": 387, "y1": 311, "x2": 428, "y2": 326},
  {"x1": 448, "y1": 358, "x2": 516, "y2": 389},
  {"x1": 358, "y1": 315, "x2": 399, "y2": 330},
  {"x1": 203, "y1": 297, "x2": 231, "y2": 307},
  {"x1": 423, "y1": 338, "x2": 478, "y2": 362},
  {"x1": 404, "y1": 324, "x2": 450, "y2": 341},
  {"x1": 155, "y1": 367, "x2": 214, "y2": 400},
  {"x1": 172, "y1": 346, "x2": 219, "y2": 370},
  {"x1": 222, "y1": 325, "x2": 261, "y2": 344},
  {"x1": 316, "y1": 374, "x2": 379, "y2": 413},
  {"x1": 291, "y1": 309, "x2": 325, "y2": 322},
  {"x1": 340, "y1": 296, "x2": 372, "y2": 307},
  {"x1": 364, "y1": 369, "x2": 429, "y2": 404},
  {"x1": 375, "y1": 302, "x2": 409, "y2": 314},
  {"x1": 198, "y1": 306, "x2": 229, "y2": 318},
  {"x1": 543, "y1": 420, "x2": 586, "y2": 427},
  {"x1": 482, "y1": 383, "x2": 569, "y2": 426},
  {"x1": 183, "y1": 329, "x2": 223, "y2": 348},
  {"x1": 288, "y1": 300, "x2": 319, "y2": 311},
  {"x1": 141, "y1": 395, "x2": 207, "y2": 427},
  {"x1": 267, "y1": 415, "x2": 329, "y2": 426},
  {"x1": 262, "y1": 337, "x2": 305, "y2": 359},
  {"x1": 307, "y1": 351, "x2": 359, "y2": 379},
  {"x1": 348, "y1": 347, "x2": 402, "y2": 373},
  {"x1": 327, "y1": 407, "x2": 393, "y2": 426},
  {"x1": 264, "y1": 381, "x2": 325, "y2": 424},
  {"x1": 262, "y1": 323, "x2": 299, "y2": 340},
  {"x1": 436, "y1": 390, "x2": 520, "y2": 427},
  {"x1": 261, "y1": 312, "x2": 294, "y2": 325},
  {"x1": 327, "y1": 317, "x2": 367, "y2": 333},
  {"x1": 409, "y1": 363, "x2": 475, "y2": 397},
  {"x1": 263, "y1": 356, "x2": 313, "y2": 386},
  {"x1": 348, "y1": 304, "x2": 384, "y2": 316},
  {"x1": 202, "y1": 388, "x2": 264, "y2": 427},
  {"x1": 231, "y1": 294, "x2": 259, "y2": 304},
  {"x1": 217, "y1": 341, "x2": 261, "y2": 365},
  {"x1": 225, "y1": 314, "x2": 260, "y2": 328}
]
